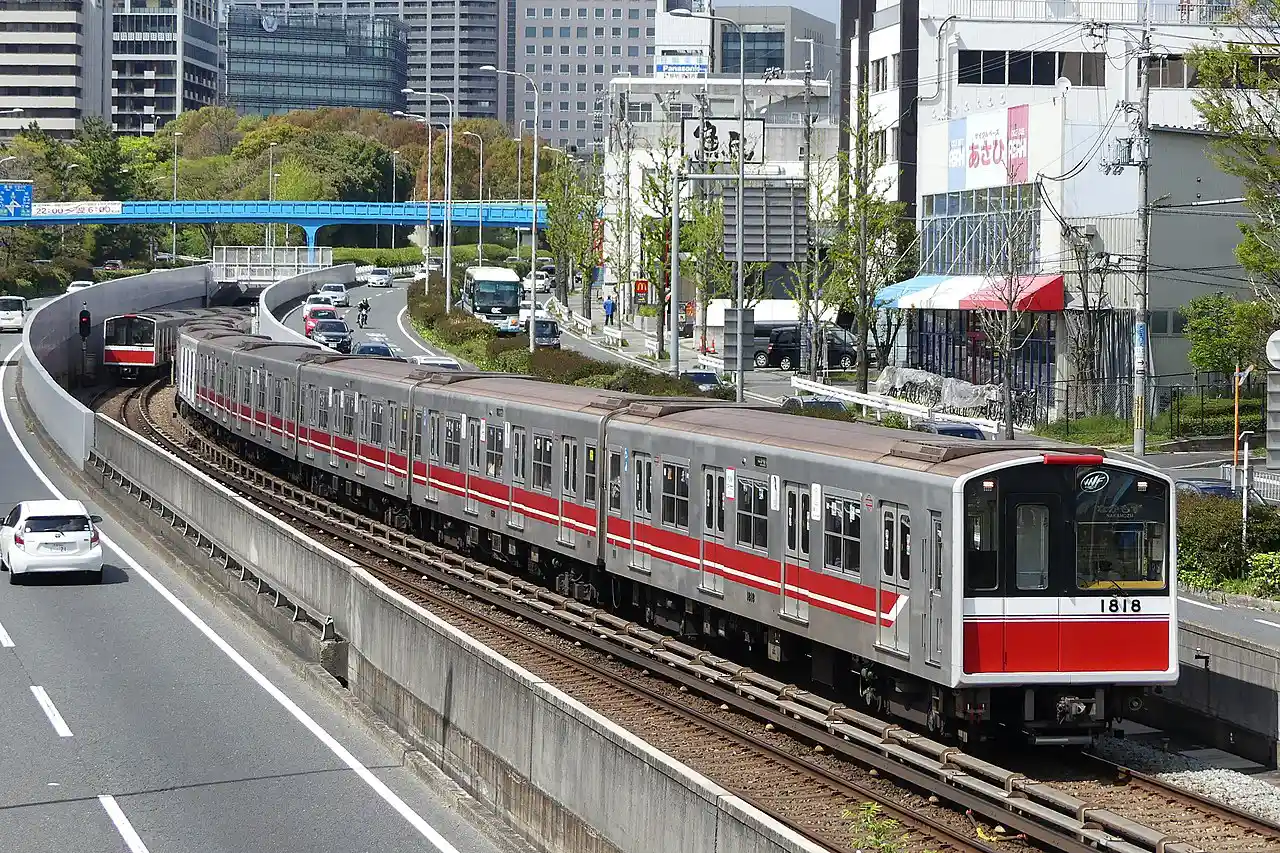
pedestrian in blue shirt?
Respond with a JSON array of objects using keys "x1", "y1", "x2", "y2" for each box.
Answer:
[{"x1": 603, "y1": 295, "x2": 616, "y2": 326}]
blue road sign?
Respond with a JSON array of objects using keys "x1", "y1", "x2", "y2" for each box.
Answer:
[{"x1": 0, "y1": 182, "x2": 33, "y2": 219}]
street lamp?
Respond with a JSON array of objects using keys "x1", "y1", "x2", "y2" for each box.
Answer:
[
  {"x1": 481, "y1": 65, "x2": 538, "y2": 354},
  {"x1": 266, "y1": 141, "x2": 278, "y2": 249},
  {"x1": 404, "y1": 88, "x2": 456, "y2": 313},
  {"x1": 0, "y1": 155, "x2": 15, "y2": 173},
  {"x1": 462, "y1": 131, "x2": 485, "y2": 265},
  {"x1": 394, "y1": 110, "x2": 434, "y2": 246},
  {"x1": 0, "y1": 108, "x2": 22, "y2": 116},
  {"x1": 172, "y1": 130, "x2": 182, "y2": 261},
  {"x1": 671, "y1": 8, "x2": 746, "y2": 401}
]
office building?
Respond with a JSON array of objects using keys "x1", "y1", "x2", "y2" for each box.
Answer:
[
  {"x1": 499, "y1": 0, "x2": 658, "y2": 154},
  {"x1": 0, "y1": 0, "x2": 112, "y2": 138},
  {"x1": 231, "y1": 0, "x2": 500, "y2": 122},
  {"x1": 112, "y1": 0, "x2": 220, "y2": 136},
  {"x1": 224, "y1": 6, "x2": 409, "y2": 115},
  {"x1": 713, "y1": 5, "x2": 834, "y2": 81},
  {"x1": 855, "y1": 0, "x2": 1251, "y2": 390}
]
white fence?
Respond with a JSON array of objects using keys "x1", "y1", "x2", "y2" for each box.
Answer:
[{"x1": 790, "y1": 377, "x2": 1001, "y2": 435}]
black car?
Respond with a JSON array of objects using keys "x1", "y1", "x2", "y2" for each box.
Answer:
[
  {"x1": 312, "y1": 319, "x2": 353, "y2": 353},
  {"x1": 1177, "y1": 478, "x2": 1267, "y2": 505},
  {"x1": 779, "y1": 395, "x2": 847, "y2": 413},
  {"x1": 533, "y1": 318, "x2": 561, "y2": 349},
  {"x1": 354, "y1": 342, "x2": 403, "y2": 359},
  {"x1": 765, "y1": 325, "x2": 864, "y2": 372},
  {"x1": 915, "y1": 421, "x2": 986, "y2": 440},
  {"x1": 681, "y1": 370, "x2": 722, "y2": 391}
]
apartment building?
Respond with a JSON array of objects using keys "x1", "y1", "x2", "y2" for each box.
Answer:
[{"x1": 112, "y1": 0, "x2": 220, "y2": 135}]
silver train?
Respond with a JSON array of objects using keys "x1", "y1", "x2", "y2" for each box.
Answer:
[{"x1": 176, "y1": 327, "x2": 1179, "y2": 744}]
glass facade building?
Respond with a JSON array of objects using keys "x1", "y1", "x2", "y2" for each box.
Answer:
[
  {"x1": 719, "y1": 26, "x2": 784, "y2": 75},
  {"x1": 225, "y1": 7, "x2": 409, "y2": 115}
]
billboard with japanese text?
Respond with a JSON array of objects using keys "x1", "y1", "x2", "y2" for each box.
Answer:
[{"x1": 945, "y1": 105, "x2": 1031, "y2": 191}]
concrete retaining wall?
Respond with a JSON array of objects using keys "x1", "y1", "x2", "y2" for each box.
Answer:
[
  {"x1": 258, "y1": 264, "x2": 356, "y2": 343},
  {"x1": 20, "y1": 265, "x2": 213, "y2": 468},
  {"x1": 85, "y1": 403, "x2": 821, "y2": 853},
  {"x1": 1141, "y1": 620, "x2": 1280, "y2": 766}
]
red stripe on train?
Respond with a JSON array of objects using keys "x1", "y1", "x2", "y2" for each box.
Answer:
[
  {"x1": 104, "y1": 348, "x2": 156, "y2": 366},
  {"x1": 963, "y1": 619, "x2": 1170, "y2": 673}
]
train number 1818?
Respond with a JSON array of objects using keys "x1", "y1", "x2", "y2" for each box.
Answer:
[{"x1": 1101, "y1": 597, "x2": 1141, "y2": 613}]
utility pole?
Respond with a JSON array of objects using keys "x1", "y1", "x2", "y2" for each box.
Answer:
[
  {"x1": 619, "y1": 90, "x2": 634, "y2": 319},
  {"x1": 670, "y1": 160, "x2": 681, "y2": 376},
  {"x1": 854, "y1": 75, "x2": 870, "y2": 392},
  {"x1": 1133, "y1": 24, "x2": 1152, "y2": 457},
  {"x1": 798, "y1": 38, "x2": 817, "y2": 380},
  {"x1": 695, "y1": 87, "x2": 711, "y2": 351}
]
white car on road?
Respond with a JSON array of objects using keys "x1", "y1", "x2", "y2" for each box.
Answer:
[
  {"x1": 317, "y1": 282, "x2": 350, "y2": 307},
  {"x1": 67, "y1": 280, "x2": 95, "y2": 294},
  {"x1": 0, "y1": 296, "x2": 30, "y2": 332},
  {"x1": 367, "y1": 268, "x2": 394, "y2": 287},
  {"x1": 0, "y1": 499, "x2": 105, "y2": 584}
]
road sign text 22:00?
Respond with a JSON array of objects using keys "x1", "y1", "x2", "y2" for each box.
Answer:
[{"x1": 1102, "y1": 598, "x2": 1141, "y2": 613}]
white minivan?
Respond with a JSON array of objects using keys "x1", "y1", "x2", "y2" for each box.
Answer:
[
  {"x1": 0, "y1": 296, "x2": 29, "y2": 332},
  {"x1": 0, "y1": 499, "x2": 105, "y2": 584}
]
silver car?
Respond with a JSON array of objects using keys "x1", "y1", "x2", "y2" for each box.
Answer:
[
  {"x1": 317, "y1": 282, "x2": 349, "y2": 307},
  {"x1": 367, "y1": 268, "x2": 393, "y2": 288}
]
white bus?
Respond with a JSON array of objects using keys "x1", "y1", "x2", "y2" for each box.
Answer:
[{"x1": 461, "y1": 266, "x2": 523, "y2": 335}]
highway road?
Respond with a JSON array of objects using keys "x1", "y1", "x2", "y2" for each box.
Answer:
[
  {"x1": 283, "y1": 281, "x2": 445, "y2": 361},
  {"x1": 0, "y1": 330, "x2": 519, "y2": 853}
]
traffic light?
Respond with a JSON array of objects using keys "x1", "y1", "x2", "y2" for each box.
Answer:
[{"x1": 78, "y1": 308, "x2": 90, "y2": 340}]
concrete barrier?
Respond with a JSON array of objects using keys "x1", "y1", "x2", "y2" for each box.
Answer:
[
  {"x1": 20, "y1": 265, "x2": 214, "y2": 468},
  {"x1": 83, "y1": 399, "x2": 823, "y2": 853},
  {"x1": 1139, "y1": 620, "x2": 1280, "y2": 767},
  {"x1": 258, "y1": 264, "x2": 357, "y2": 344}
]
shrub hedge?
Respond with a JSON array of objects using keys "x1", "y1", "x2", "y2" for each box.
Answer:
[{"x1": 1177, "y1": 493, "x2": 1280, "y2": 595}]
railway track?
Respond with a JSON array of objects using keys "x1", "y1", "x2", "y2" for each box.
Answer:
[{"x1": 97, "y1": 379, "x2": 1280, "y2": 853}]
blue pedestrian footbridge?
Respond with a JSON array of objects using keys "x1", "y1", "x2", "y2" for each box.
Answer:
[{"x1": 0, "y1": 199, "x2": 547, "y2": 261}]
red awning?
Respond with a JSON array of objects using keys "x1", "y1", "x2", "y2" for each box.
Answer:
[{"x1": 958, "y1": 274, "x2": 1065, "y2": 312}]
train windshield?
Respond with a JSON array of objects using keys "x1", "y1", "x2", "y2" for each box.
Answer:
[
  {"x1": 963, "y1": 463, "x2": 1169, "y2": 596},
  {"x1": 1074, "y1": 468, "x2": 1168, "y2": 590},
  {"x1": 104, "y1": 316, "x2": 154, "y2": 346}
]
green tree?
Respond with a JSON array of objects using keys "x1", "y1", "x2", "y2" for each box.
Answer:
[
  {"x1": 1181, "y1": 292, "x2": 1276, "y2": 374},
  {"x1": 542, "y1": 154, "x2": 602, "y2": 312},
  {"x1": 1190, "y1": 21, "x2": 1280, "y2": 306}
]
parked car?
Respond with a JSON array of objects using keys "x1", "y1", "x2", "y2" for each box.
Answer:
[
  {"x1": 310, "y1": 319, "x2": 353, "y2": 353},
  {"x1": 367, "y1": 268, "x2": 394, "y2": 288},
  {"x1": 915, "y1": 421, "x2": 986, "y2": 440},
  {"x1": 0, "y1": 296, "x2": 30, "y2": 333},
  {"x1": 67, "y1": 280, "x2": 95, "y2": 294},
  {"x1": 303, "y1": 305, "x2": 339, "y2": 336},
  {"x1": 765, "y1": 325, "x2": 864, "y2": 372},
  {"x1": 680, "y1": 370, "x2": 723, "y2": 392},
  {"x1": 354, "y1": 342, "x2": 403, "y2": 359},
  {"x1": 317, "y1": 282, "x2": 349, "y2": 307},
  {"x1": 0, "y1": 499, "x2": 105, "y2": 583},
  {"x1": 1177, "y1": 478, "x2": 1267, "y2": 505}
]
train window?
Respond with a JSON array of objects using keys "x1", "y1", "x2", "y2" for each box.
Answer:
[
  {"x1": 965, "y1": 494, "x2": 999, "y2": 593},
  {"x1": 932, "y1": 513, "x2": 944, "y2": 592},
  {"x1": 444, "y1": 417, "x2": 461, "y2": 467},
  {"x1": 584, "y1": 444, "x2": 597, "y2": 505},
  {"x1": 399, "y1": 407, "x2": 409, "y2": 455},
  {"x1": 468, "y1": 418, "x2": 481, "y2": 470},
  {"x1": 824, "y1": 496, "x2": 861, "y2": 575},
  {"x1": 133, "y1": 321, "x2": 153, "y2": 346},
  {"x1": 532, "y1": 435, "x2": 554, "y2": 492},
  {"x1": 257, "y1": 372, "x2": 268, "y2": 411},
  {"x1": 486, "y1": 422, "x2": 504, "y2": 477},
  {"x1": 272, "y1": 379, "x2": 283, "y2": 416},
  {"x1": 1014, "y1": 504, "x2": 1049, "y2": 590},
  {"x1": 631, "y1": 452, "x2": 653, "y2": 517},
  {"x1": 898, "y1": 513, "x2": 910, "y2": 581},
  {"x1": 318, "y1": 389, "x2": 331, "y2": 431},
  {"x1": 341, "y1": 393, "x2": 356, "y2": 437},
  {"x1": 412, "y1": 410, "x2": 424, "y2": 457},
  {"x1": 1075, "y1": 470, "x2": 1169, "y2": 590},
  {"x1": 429, "y1": 412, "x2": 440, "y2": 460},
  {"x1": 608, "y1": 450, "x2": 622, "y2": 513},
  {"x1": 562, "y1": 438, "x2": 579, "y2": 495},
  {"x1": 799, "y1": 491, "x2": 811, "y2": 557},
  {"x1": 703, "y1": 467, "x2": 726, "y2": 536},
  {"x1": 736, "y1": 478, "x2": 769, "y2": 551},
  {"x1": 370, "y1": 402, "x2": 384, "y2": 447},
  {"x1": 511, "y1": 426, "x2": 527, "y2": 481},
  {"x1": 661, "y1": 462, "x2": 689, "y2": 530}
]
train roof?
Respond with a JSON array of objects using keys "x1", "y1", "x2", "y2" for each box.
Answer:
[
  {"x1": 646, "y1": 407, "x2": 1107, "y2": 478},
  {"x1": 428, "y1": 375, "x2": 640, "y2": 413}
]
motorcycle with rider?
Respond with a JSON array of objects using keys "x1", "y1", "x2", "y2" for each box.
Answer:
[{"x1": 356, "y1": 297, "x2": 370, "y2": 329}]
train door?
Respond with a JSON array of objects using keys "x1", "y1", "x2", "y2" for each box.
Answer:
[
  {"x1": 249, "y1": 369, "x2": 261, "y2": 436},
  {"x1": 878, "y1": 502, "x2": 911, "y2": 653},
  {"x1": 781, "y1": 482, "x2": 812, "y2": 622},
  {"x1": 700, "y1": 466, "x2": 726, "y2": 594},
  {"x1": 426, "y1": 411, "x2": 441, "y2": 502},
  {"x1": 630, "y1": 451, "x2": 653, "y2": 571},
  {"x1": 465, "y1": 416, "x2": 480, "y2": 514},
  {"x1": 508, "y1": 425, "x2": 526, "y2": 530},
  {"x1": 302, "y1": 385, "x2": 315, "y2": 460},
  {"x1": 356, "y1": 396, "x2": 369, "y2": 477},
  {"x1": 384, "y1": 402, "x2": 398, "y2": 487},
  {"x1": 926, "y1": 511, "x2": 944, "y2": 667},
  {"x1": 1003, "y1": 493, "x2": 1059, "y2": 672},
  {"x1": 559, "y1": 437, "x2": 578, "y2": 546}
]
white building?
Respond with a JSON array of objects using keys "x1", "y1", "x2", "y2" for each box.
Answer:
[
  {"x1": 0, "y1": 0, "x2": 112, "y2": 138},
  {"x1": 856, "y1": 0, "x2": 1251, "y2": 393},
  {"x1": 112, "y1": 0, "x2": 220, "y2": 135}
]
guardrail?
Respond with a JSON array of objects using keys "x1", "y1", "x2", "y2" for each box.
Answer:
[
  {"x1": 644, "y1": 337, "x2": 661, "y2": 357},
  {"x1": 696, "y1": 353, "x2": 726, "y2": 373},
  {"x1": 258, "y1": 264, "x2": 358, "y2": 345},
  {"x1": 1221, "y1": 463, "x2": 1280, "y2": 503},
  {"x1": 602, "y1": 326, "x2": 624, "y2": 349},
  {"x1": 790, "y1": 376, "x2": 1000, "y2": 434}
]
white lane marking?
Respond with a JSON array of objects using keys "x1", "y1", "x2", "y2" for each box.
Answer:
[
  {"x1": 0, "y1": 344, "x2": 462, "y2": 853},
  {"x1": 98, "y1": 795, "x2": 151, "y2": 853},
  {"x1": 396, "y1": 306, "x2": 437, "y2": 355},
  {"x1": 1257, "y1": 618, "x2": 1280, "y2": 629},
  {"x1": 0, "y1": 619, "x2": 14, "y2": 647},
  {"x1": 30, "y1": 686, "x2": 73, "y2": 737},
  {"x1": 1177, "y1": 596, "x2": 1222, "y2": 611}
]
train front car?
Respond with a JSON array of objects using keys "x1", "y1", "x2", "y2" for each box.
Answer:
[
  {"x1": 956, "y1": 451, "x2": 1177, "y2": 745},
  {"x1": 102, "y1": 314, "x2": 157, "y2": 380}
]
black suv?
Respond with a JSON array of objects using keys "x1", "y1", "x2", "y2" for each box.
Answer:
[
  {"x1": 311, "y1": 319, "x2": 353, "y2": 353},
  {"x1": 766, "y1": 325, "x2": 863, "y2": 372}
]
